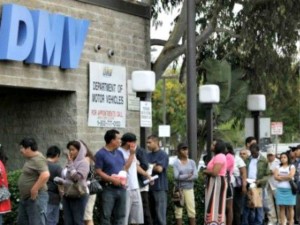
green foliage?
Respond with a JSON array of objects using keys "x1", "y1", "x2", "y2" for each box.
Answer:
[
  {"x1": 152, "y1": 74, "x2": 187, "y2": 144},
  {"x1": 4, "y1": 170, "x2": 22, "y2": 224}
]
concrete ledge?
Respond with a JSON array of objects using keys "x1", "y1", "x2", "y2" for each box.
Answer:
[{"x1": 75, "y1": 0, "x2": 151, "y2": 19}]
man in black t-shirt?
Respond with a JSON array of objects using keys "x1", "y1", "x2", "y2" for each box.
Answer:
[{"x1": 46, "y1": 146, "x2": 62, "y2": 225}]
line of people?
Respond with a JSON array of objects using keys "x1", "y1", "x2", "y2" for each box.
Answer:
[
  {"x1": 0, "y1": 134, "x2": 299, "y2": 225},
  {"x1": 10, "y1": 132, "x2": 171, "y2": 225}
]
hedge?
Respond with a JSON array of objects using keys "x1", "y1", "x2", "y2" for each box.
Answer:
[{"x1": 5, "y1": 168, "x2": 206, "y2": 225}]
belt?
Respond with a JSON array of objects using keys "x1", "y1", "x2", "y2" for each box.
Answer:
[{"x1": 100, "y1": 182, "x2": 122, "y2": 188}]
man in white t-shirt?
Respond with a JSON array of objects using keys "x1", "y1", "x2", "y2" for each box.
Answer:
[
  {"x1": 119, "y1": 133, "x2": 144, "y2": 225},
  {"x1": 266, "y1": 147, "x2": 280, "y2": 225}
]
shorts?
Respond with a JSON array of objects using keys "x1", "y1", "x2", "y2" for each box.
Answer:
[{"x1": 84, "y1": 194, "x2": 97, "y2": 220}]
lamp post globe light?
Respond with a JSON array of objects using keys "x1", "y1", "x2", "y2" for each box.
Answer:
[
  {"x1": 199, "y1": 84, "x2": 220, "y2": 163},
  {"x1": 247, "y1": 94, "x2": 266, "y2": 144},
  {"x1": 131, "y1": 70, "x2": 156, "y2": 148}
]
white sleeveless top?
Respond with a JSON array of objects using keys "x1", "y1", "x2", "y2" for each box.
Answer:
[{"x1": 276, "y1": 165, "x2": 295, "y2": 189}]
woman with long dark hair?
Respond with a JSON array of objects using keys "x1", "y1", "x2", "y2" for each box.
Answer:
[
  {"x1": 84, "y1": 143, "x2": 97, "y2": 225},
  {"x1": 203, "y1": 140, "x2": 227, "y2": 225},
  {"x1": 0, "y1": 145, "x2": 11, "y2": 225},
  {"x1": 274, "y1": 152, "x2": 296, "y2": 225}
]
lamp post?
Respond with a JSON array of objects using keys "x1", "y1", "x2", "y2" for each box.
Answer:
[
  {"x1": 247, "y1": 94, "x2": 266, "y2": 144},
  {"x1": 132, "y1": 70, "x2": 156, "y2": 148},
  {"x1": 199, "y1": 85, "x2": 220, "y2": 163},
  {"x1": 186, "y1": 0, "x2": 197, "y2": 161}
]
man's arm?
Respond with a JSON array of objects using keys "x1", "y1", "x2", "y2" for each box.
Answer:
[
  {"x1": 31, "y1": 171, "x2": 50, "y2": 200},
  {"x1": 239, "y1": 166, "x2": 247, "y2": 193},
  {"x1": 152, "y1": 153, "x2": 169, "y2": 173},
  {"x1": 137, "y1": 165, "x2": 151, "y2": 180}
]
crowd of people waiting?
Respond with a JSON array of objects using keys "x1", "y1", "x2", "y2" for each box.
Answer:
[{"x1": 0, "y1": 133, "x2": 299, "y2": 225}]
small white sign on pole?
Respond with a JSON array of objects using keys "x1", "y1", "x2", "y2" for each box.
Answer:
[
  {"x1": 159, "y1": 125, "x2": 171, "y2": 137},
  {"x1": 245, "y1": 117, "x2": 271, "y2": 138},
  {"x1": 140, "y1": 101, "x2": 152, "y2": 127},
  {"x1": 127, "y1": 80, "x2": 140, "y2": 111},
  {"x1": 271, "y1": 122, "x2": 283, "y2": 135}
]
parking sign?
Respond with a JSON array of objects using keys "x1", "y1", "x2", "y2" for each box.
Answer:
[{"x1": 271, "y1": 122, "x2": 283, "y2": 135}]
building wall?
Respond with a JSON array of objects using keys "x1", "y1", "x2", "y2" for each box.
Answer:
[{"x1": 0, "y1": 0, "x2": 150, "y2": 170}]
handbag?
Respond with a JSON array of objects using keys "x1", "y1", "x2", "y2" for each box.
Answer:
[
  {"x1": 289, "y1": 180, "x2": 298, "y2": 195},
  {"x1": 89, "y1": 179, "x2": 102, "y2": 195},
  {"x1": 64, "y1": 181, "x2": 86, "y2": 198},
  {"x1": 0, "y1": 169, "x2": 10, "y2": 202},
  {"x1": 233, "y1": 175, "x2": 242, "y2": 188},
  {"x1": 0, "y1": 185, "x2": 10, "y2": 202},
  {"x1": 87, "y1": 165, "x2": 102, "y2": 195},
  {"x1": 172, "y1": 179, "x2": 184, "y2": 207},
  {"x1": 288, "y1": 166, "x2": 298, "y2": 195},
  {"x1": 172, "y1": 186, "x2": 184, "y2": 207}
]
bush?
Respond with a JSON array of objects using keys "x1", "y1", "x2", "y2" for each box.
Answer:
[
  {"x1": 4, "y1": 170, "x2": 22, "y2": 225},
  {"x1": 5, "y1": 168, "x2": 206, "y2": 225}
]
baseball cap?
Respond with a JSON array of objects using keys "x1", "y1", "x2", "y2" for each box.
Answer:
[
  {"x1": 290, "y1": 145, "x2": 300, "y2": 152},
  {"x1": 177, "y1": 143, "x2": 188, "y2": 151},
  {"x1": 121, "y1": 133, "x2": 137, "y2": 142},
  {"x1": 267, "y1": 147, "x2": 275, "y2": 155}
]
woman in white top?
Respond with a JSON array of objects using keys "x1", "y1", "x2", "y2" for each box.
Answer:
[{"x1": 274, "y1": 152, "x2": 296, "y2": 225}]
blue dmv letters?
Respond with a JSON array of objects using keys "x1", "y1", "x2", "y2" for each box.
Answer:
[{"x1": 0, "y1": 4, "x2": 90, "y2": 69}]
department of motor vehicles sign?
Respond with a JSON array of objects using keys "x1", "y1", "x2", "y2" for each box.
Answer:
[{"x1": 88, "y1": 62, "x2": 126, "y2": 128}]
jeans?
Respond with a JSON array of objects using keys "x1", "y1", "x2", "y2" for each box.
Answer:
[
  {"x1": 141, "y1": 191, "x2": 153, "y2": 225},
  {"x1": 149, "y1": 191, "x2": 167, "y2": 225},
  {"x1": 62, "y1": 194, "x2": 88, "y2": 225},
  {"x1": 46, "y1": 203, "x2": 60, "y2": 225},
  {"x1": 242, "y1": 196, "x2": 264, "y2": 225},
  {"x1": 17, "y1": 191, "x2": 49, "y2": 225},
  {"x1": 101, "y1": 186, "x2": 126, "y2": 225}
]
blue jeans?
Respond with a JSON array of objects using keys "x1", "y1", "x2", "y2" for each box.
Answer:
[
  {"x1": 62, "y1": 194, "x2": 88, "y2": 225},
  {"x1": 46, "y1": 203, "x2": 60, "y2": 225},
  {"x1": 17, "y1": 191, "x2": 49, "y2": 225},
  {"x1": 101, "y1": 186, "x2": 126, "y2": 225},
  {"x1": 242, "y1": 196, "x2": 264, "y2": 225},
  {"x1": 149, "y1": 191, "x2": 167, "y2": 225}
]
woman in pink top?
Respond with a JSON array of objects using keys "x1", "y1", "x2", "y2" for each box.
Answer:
[
  {"x1": 203, "y1": 140, "x2": 228, "y2": 225},
  {"x1": 225, "y1": 143, "x2": 235, "y2": 225}
]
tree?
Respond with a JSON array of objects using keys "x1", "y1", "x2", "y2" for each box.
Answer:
[
  {"x1": 151, "y1": 0, "x2": 300, "y2": 147},
  {"x1": 151, "y1": 0, "x2": 300, "y2": 89}
]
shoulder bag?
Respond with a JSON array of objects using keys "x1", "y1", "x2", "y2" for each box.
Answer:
[
  {"x1": 88, "y1": 165, "x2": 102, "y2": 195},
  {"x1": 172, "y1": 178, "x2": 184, "y2": 207},
  {"x1": 289, "y1": 166, "x2": 298, "y2": 195}
]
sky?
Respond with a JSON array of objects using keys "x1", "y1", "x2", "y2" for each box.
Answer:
[{"x1": 150, "y1": 3, "x2": 244, "y2": 62}]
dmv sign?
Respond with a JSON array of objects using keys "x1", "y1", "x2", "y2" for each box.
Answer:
[{"x1": 0, "y1": 4, "x2": 89, "y2": 69}]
